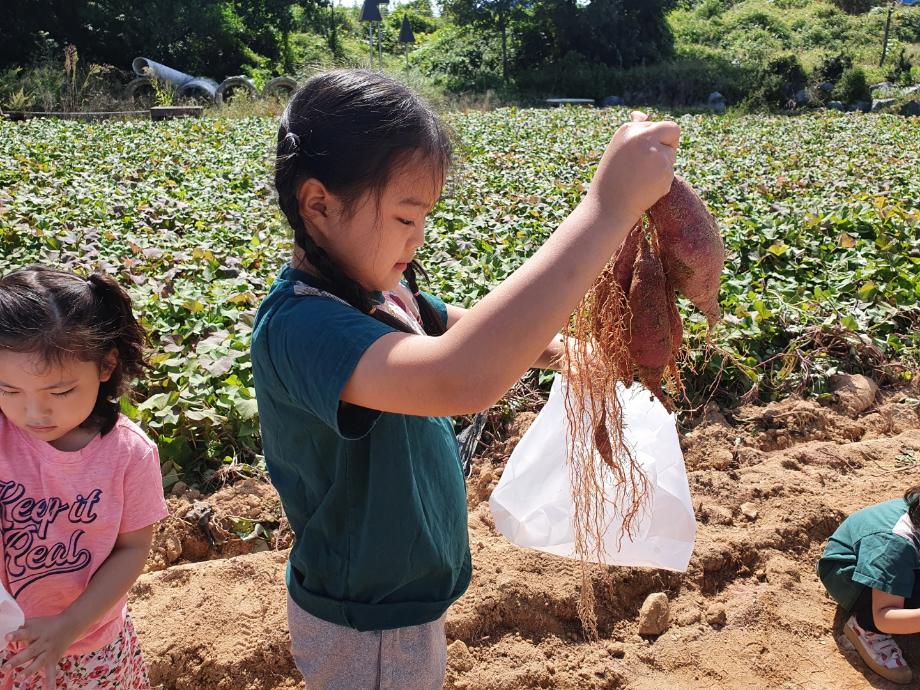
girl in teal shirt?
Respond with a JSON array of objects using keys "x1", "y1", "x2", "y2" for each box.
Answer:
[
  {"x1": 251, "y1": 69, "x2": 679, "y2": 689},
  {"x1": 819, "y1": 486, "x2": 920, "y2": 685}
]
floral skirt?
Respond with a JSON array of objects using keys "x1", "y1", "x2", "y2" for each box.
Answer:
[{"x1": 0, "y1": 615, "x2": 151, "y2": 690}]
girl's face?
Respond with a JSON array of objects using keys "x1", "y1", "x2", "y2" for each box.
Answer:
[
  {"x1": 305, "y1": 154, "x2": 443, "y2": 292},
  {"x1": 0, "y1": 350, "x2": 115, "y2": 449}
]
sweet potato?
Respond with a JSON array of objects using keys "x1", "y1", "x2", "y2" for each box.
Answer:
[
  {"x1": 627, "y1": 232, "x2": 671, "y2": 405},
  {"x1": 648, "y1": 176, "x2": 724, "y2": 327},
  {"x1": 612, "y1": 222, "x2": 642, "y2": 299},
  {"x1": 666, "y1": 281, "x2": 682, "y2": 357}
]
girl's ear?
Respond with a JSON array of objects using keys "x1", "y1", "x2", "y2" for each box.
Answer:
[
  {"x1": 297, "y1": 178, "x2": 334, "y2": 243},
  {"x1": 99, "y1": 348, "x2": 118, "y2": 382}
]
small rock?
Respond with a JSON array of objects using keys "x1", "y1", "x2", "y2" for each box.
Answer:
[
  {"x1": 448, "y1": 639, "x2": 475, "y2": 673},
  {"x1": 707, "y1": 91, "x2": 727, "y2": 114},
  {"x1": 706, "y1": 604, "x2": 727, "y2": 627},
  {"x1": 871, "y1": 81, "x2": 895, "y2": 95},
  {"x1": 601, "y1": 95, "x2": 625, "y2": 107},
  {"x1": 164, "y1": 534, "x2": 182, "y2": 563},
  {"x1": 818, "y1": 81, "x2": 834, "y2": 94},
  {"x1": 852, "y1": 101, "x2": 871, "y2": 113},
  {"x1": 605, "y1": 642, "x2": 625, "y2": 658},
  {"x1": 828, "y1": 100, "x2": 845, "y2": 111},
  {"x1": 899, "y1": 100, "x2": 920, "y2": 117},
  {"x1": 740, "y1": 502, "x2": 759, "y2": 520},
  {"x1": 170, "y1": 481, "x2": 188, "y2": 496},
  {"x1": 831, "y1": 373, "x2": 878, "y2": 416},
  {"x1": 872, "y1": 98, "x2": 896, "y2": 112},
  {"x1": 638, "y1": 592, "x2": 670, "y2": 636},
  {"x1": 794, "y1": 88, "x2": 810, "y2": 106}
]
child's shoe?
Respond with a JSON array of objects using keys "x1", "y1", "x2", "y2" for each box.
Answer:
[{"x1": 843, "y1": 615, "x2": 912, "y2": 684}]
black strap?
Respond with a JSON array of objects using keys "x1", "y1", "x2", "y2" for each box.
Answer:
[{"x1": 457, "y1": 410, "x2": 488, "y2": 478}]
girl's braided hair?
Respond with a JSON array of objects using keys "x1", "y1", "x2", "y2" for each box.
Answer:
[{"x1": 275, "y1": 69, "x2": 451, "y2": 336}]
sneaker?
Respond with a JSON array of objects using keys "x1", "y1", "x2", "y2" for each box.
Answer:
[{"x1": 843, "y1": 615, "x2": 913, "y2": 685}]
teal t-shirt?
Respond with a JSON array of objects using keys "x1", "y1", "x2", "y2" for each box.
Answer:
[
  {"x1": 251, "y1": 266, "x2": 471, "y2": 631},
  {"x1": 817, "y1": 498, "x2": 920, "y2": 611}
]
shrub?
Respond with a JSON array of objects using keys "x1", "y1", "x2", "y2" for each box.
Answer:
[
  {"x1": 887, "y1": 49, "x2": 914, "y2": 86},
  {"x1": 813, "y1": 53, "x2": 854, "y2": 85},
  {"x1": 833, "y1": 66, "x2": 871, "y2": 103}
]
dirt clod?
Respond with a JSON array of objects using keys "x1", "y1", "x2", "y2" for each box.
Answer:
[{"x1": 706, "y1": 604, "x2": 727, "y2": 627}]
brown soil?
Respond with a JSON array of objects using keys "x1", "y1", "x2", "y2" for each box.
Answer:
[{"x1": 130, "y1": 381, "x2": 920, "y2": 689}]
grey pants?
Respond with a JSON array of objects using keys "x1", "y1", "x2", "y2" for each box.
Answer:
[{"x1": 287, "y1": 594, "x2": 447, "y2": 690}]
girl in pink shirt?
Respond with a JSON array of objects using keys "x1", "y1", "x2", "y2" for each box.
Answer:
[{"x1": 0, "y1": 267, "x2": 168, "y2": 690}]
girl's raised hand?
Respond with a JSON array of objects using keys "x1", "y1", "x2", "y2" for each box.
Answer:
[{"x1": 586, "y1": 110, "x2": 680, "y2": 227}]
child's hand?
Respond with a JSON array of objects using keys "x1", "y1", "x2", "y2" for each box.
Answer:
[
  {"x1": 5, "y1": 614, "x2": 82, "y2": 689},
  {"x1": 587, "y1": 110, "x2": 680, "y2": 226}
]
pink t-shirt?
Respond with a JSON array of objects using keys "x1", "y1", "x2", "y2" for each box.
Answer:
[{"x1": 0, "y1": 413, "x2": 168, "y2": 656}]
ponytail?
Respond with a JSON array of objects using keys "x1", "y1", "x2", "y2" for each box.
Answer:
[
  {"x1": 84, "y1": 273, "x2": 149, "y2": 434},
  {"x1": 0, "y1": 266, "x2": 148, "y2": 436}
]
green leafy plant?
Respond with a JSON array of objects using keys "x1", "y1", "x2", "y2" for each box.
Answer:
[{"x1": 1, "y1": 108, "x2": 917, "y2": 482}]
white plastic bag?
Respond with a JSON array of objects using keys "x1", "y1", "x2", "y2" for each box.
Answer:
[
  {"x1": 489, "y1": 375, "x2": 696, "y2": 571},
  {"x1": 0, "y1": 582, "x2": 23, "y2": 638}
]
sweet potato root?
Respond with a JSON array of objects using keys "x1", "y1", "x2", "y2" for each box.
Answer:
[
  {"x1": 648, "y1": 176, "x2": 724, "y2": 327},
  {"x1": 627, "y1": 232, "x2": 671, "y2": 406}
]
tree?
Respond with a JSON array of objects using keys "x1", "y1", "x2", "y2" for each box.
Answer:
[{"x1": 444, "y1": 0, "x2": 532, "y2": 83}]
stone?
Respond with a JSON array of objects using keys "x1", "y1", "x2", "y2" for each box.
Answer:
[
  {"x1": 164, "y1": 535, "x2": 182, "y2": 564},
  {"x1": 638, "y1": 592, "x2": 670, "y2": 636},
  {"x1": 818, "y1": 81, "x2": 834, "y2": 93},
  {"x1": 872, "y1": 98, "x2": 896, "y2": 112},
  {"x1": 830, "y1": 373, "x2": 879, "y2": 416},
  {"x1": 170, "y1": 481, "x2": 188, "y2": 496},
  {"x1": 871, "y1": 81, "x2": 895, "y2": 95},
  {"x1": 903, "y1": 85, "x2": 920, "y2": 96},
  {"x1": 707, "y1": 91, "x2": 726, "y2": 114},
  {"x1": 828, "y1": 100, "x2": 845, "y2": 111},
  {"x1": 448, "y1": 639, "x2": 475, "y2": 673},
  {"x1": 706, "y1": 604, "x2": 727, "y2": 627},
  {"x1": 899, "y1": 100, "x2": 920, "y2": 117},
  {"x1": 794, "y1": 88, "x2": 810, "y2": 106},
  {"x1": 852, "y1": 101, "x2": 871, "y2": 113},
  {"x1": 740, "y1": 502, "x2": 759, "y2": 521},
  {"x1": 605, "y1": 642, "x2": 626, "y2": 658},
  {"x1": 601, "y1": 95, "x2": 625, "y2": 107}
]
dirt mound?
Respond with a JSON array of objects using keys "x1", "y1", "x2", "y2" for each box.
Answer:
[
  {"x1": 129, "y1": 390, "x2": 920, "y2": 689},
  {"x1": 146, "y1": 478, "x2": 289, "y2": 572}
]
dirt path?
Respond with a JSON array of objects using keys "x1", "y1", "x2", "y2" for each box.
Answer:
[{"x1": 130, "y1": 381, "x2": 920, "y2": 689}]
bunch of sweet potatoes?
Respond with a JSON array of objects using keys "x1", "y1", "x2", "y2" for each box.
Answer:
[{"x1": 613, "y1": 175, "x2": 724, "y2": 407}]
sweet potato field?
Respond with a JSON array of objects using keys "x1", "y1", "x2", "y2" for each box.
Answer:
[{"x1": 0, "y1": 109, "x2": 918, "y2": 485}]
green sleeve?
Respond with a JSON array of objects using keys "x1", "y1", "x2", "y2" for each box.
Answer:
[{"x1": 852, "y1": 533, "x2": 918, "y2": 598}]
